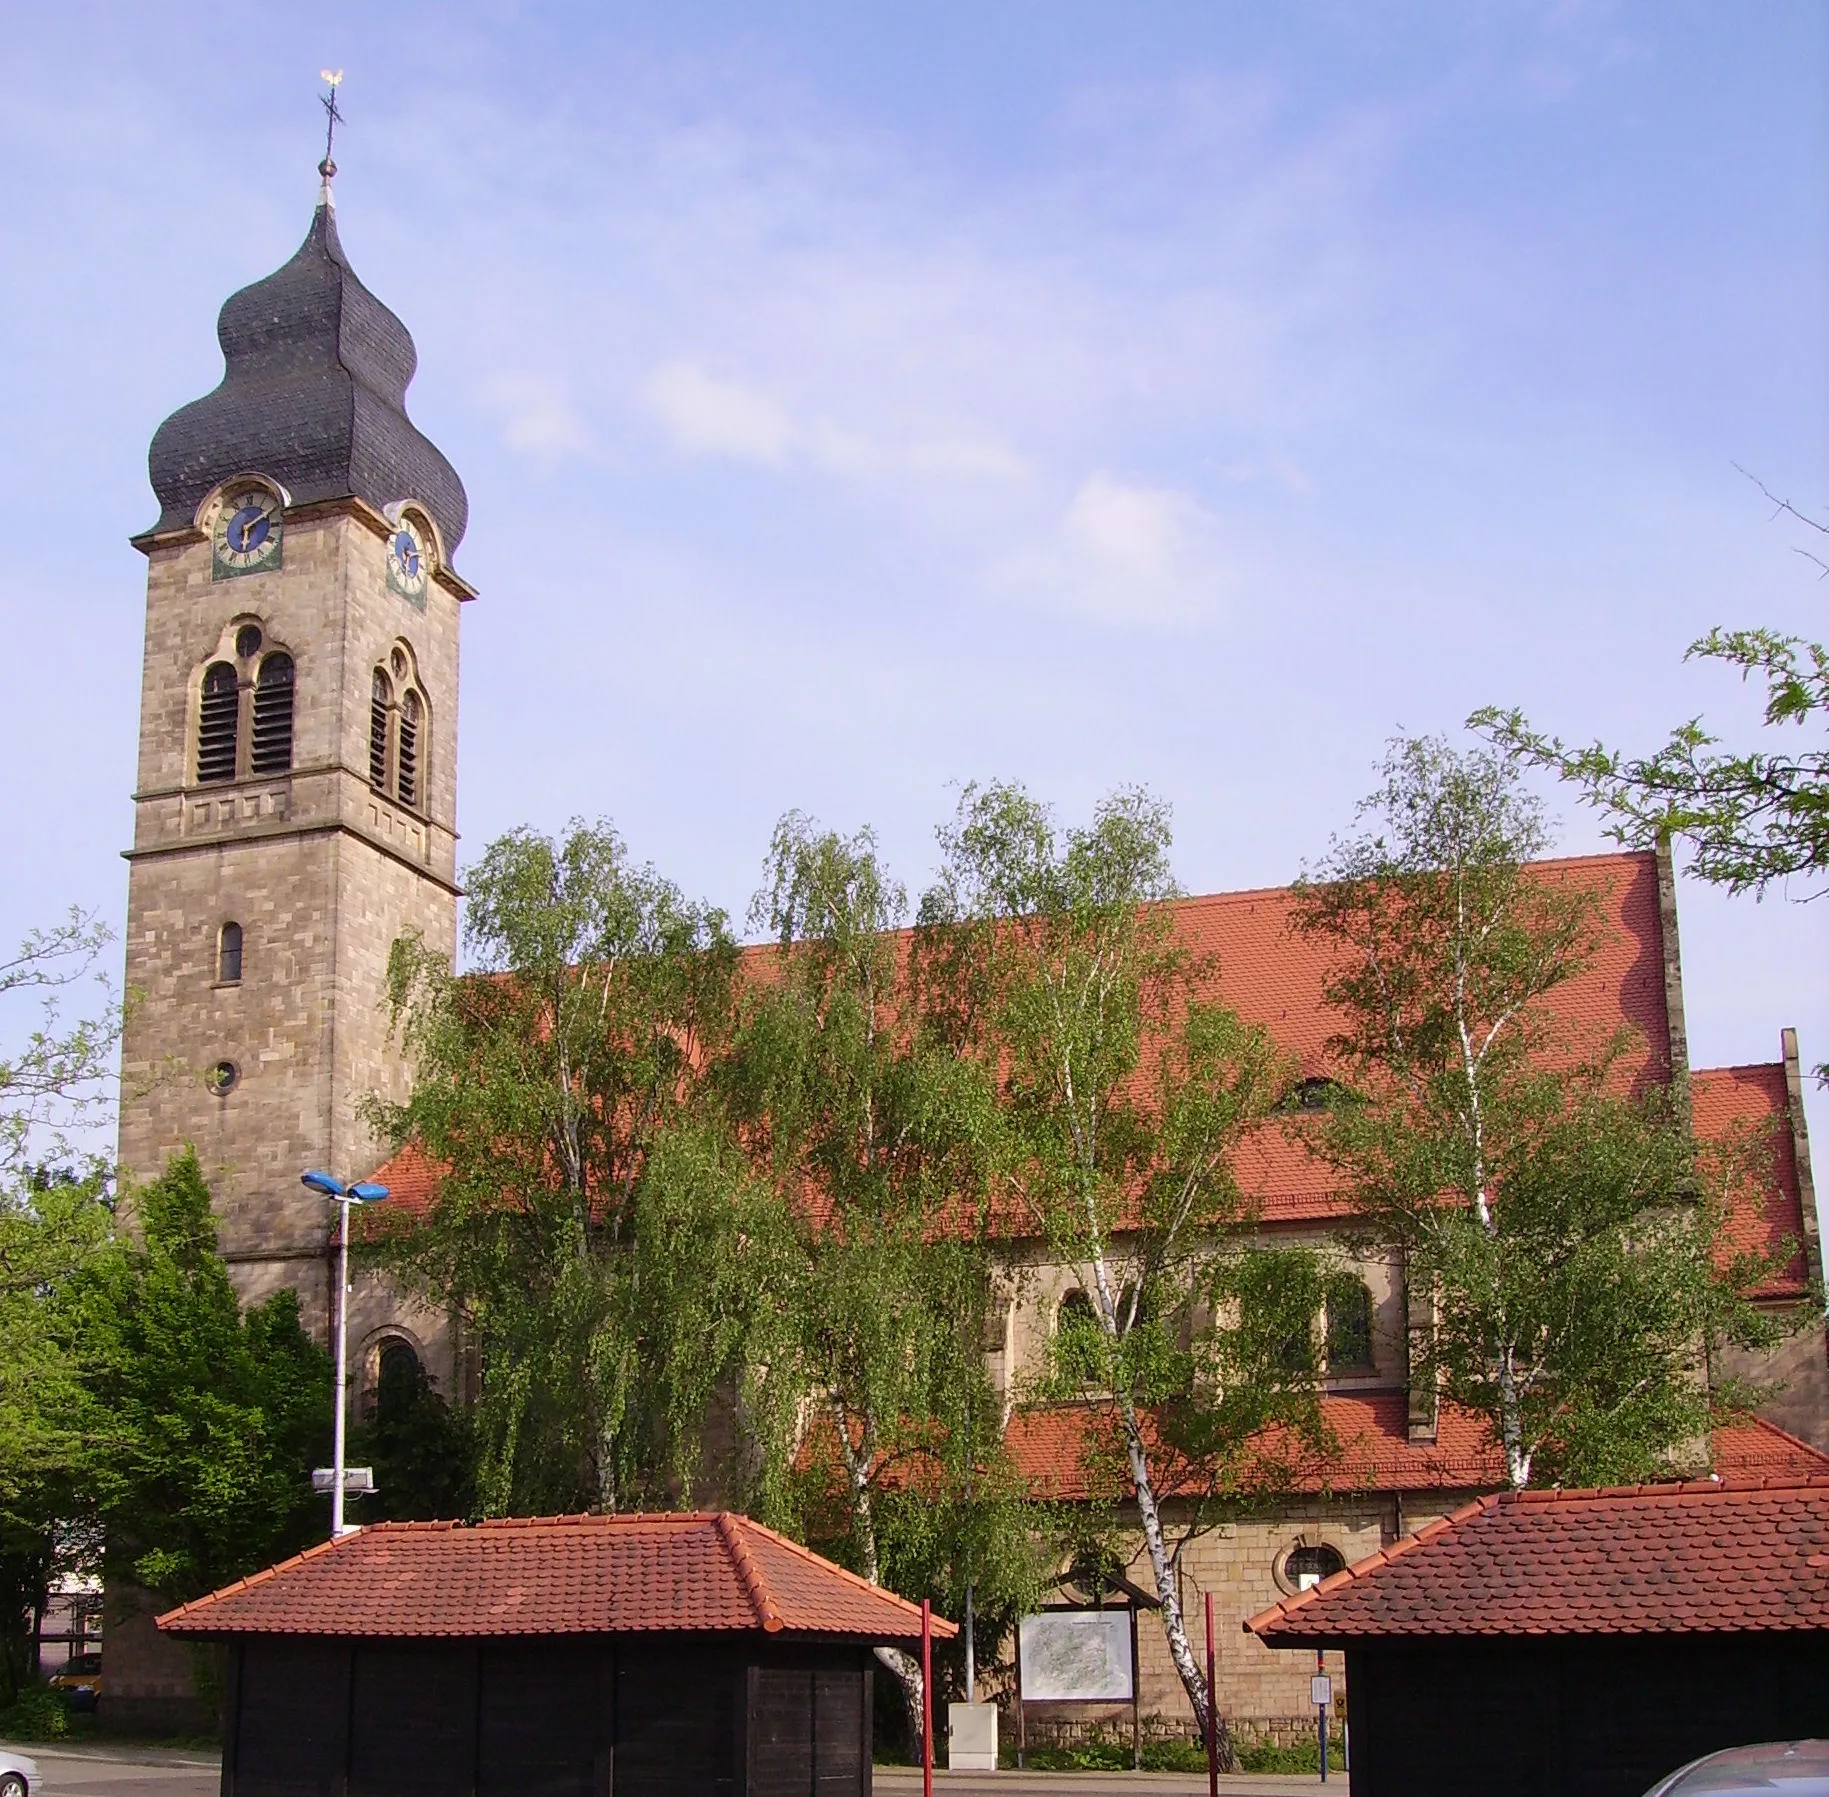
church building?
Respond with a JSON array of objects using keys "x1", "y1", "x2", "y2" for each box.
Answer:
[{"x1": 108, "y1": 153, "x2": 1829, "y2": 1746}]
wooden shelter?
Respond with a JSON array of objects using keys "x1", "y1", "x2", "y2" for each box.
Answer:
[
  {"x1": 159, "y1": 1511, "x2": 953, "y2": 1797},
  {"x1": 1246, "y1": 1474, "x2": 1829, "y2": 1797}
]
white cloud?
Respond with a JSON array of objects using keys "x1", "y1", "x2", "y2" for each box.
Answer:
[
  {"x1": 995, "y1": 473, "x2": 1231, "y2": 628},
  {"x1": 644, "y1": 360, "x2": 793, "y2": 466},
  {"x1": 479, "y1": 373, "x2": 594, "y2": 461},
  {"x1": 640, "y1": 357, "x2": 1029, "y2": 492}
]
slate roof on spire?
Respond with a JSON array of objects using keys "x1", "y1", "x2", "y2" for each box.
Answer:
[{"x1": 144, "y1": 197, "x2": 467, "y2": 556}]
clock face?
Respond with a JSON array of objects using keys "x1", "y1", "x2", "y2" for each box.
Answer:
[
  {"x1": 386, "y1": 518, "x2": 429, "y2": 605},
  {"x1": 212, "y1": 487, "x2": 283, "y2": 579}
]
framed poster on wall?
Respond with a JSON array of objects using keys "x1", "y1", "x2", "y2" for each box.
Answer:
[{"x1": 1017, "y1": 1610, "x2": 1135, "y2": 1701}]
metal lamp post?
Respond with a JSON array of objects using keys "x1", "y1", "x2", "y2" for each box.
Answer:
[{"x1": 301, "y1": 1170, "x2": 388, "y2": 1537}]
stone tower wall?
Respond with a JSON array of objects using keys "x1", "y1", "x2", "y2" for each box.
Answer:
[{"x1": 119, "y1": 501, "x2": 461, "y2": 1337}]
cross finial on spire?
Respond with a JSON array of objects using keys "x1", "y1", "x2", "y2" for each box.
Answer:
[{"x1": 318, "y1": 70, "x2": 345, "y2": 202}]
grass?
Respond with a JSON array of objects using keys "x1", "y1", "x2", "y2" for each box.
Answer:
[{"x1": 0, "y1": 1688, "x2": 217, "y2": 1752}]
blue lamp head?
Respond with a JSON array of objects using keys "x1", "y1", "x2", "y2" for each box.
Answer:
[
  {"x1": 301, "y1": 1170, "x2": 345, "y2": 1198},
  {"x1": 349, "y1": 1182, "x2": 390, "y2": 1204}
]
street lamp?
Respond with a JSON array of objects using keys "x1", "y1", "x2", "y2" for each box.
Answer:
[{"x1": 301, "y1": 1169, "x2": 389, "y2": 1537}]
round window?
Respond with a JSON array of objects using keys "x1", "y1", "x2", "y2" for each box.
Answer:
[
  {"x1": 1277, "y1": 1542, "x2": 1345, "y2": 1594},
  {"x1": 391, "y1": 648, "x2": 409, "y2": 678},
  {"x1": 235, "y1": 625, "x2": 263, "y2": 659},
  {"x1": 206, "y1": 1059, "x2": 240, "y2": 1097}
]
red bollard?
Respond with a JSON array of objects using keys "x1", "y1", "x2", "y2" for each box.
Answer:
[
  {"x1": 922, "y1": 1597, "x2": 933, "y2": 1797},
  {"x1": 1205, "y1": 1589, "x2": 1218, "y2": 1797}
]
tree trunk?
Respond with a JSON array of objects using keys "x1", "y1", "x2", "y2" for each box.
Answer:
[
  {"x1": 832, "y1": 1394, "x2": 926, "y2": 1755},
  {"x1": 1119, "y1": 1396, "x2": 1236, "y2": 1772}
]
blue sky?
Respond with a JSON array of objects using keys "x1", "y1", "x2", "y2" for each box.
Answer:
[{"x1": 2, "y1": 3, "x2": 1824, "y2": 1164}]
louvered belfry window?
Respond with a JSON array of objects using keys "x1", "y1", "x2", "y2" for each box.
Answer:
[
  {"x1": 370, "y1": 671, "x2": 391, "y2": 790},
  {"x1": 250, "y1": 653, "x2": 294, "y2": 775},
  {"x1": 197, "y1": 662, "x2": 239, "y2": 783},
  {"x1": 397, "y1": 690, "x2": 421, "y2": 808}
]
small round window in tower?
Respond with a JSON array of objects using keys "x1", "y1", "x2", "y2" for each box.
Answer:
[
  {"x1": 391, "y1": 647, "x2": 409, "y2": 679},
  {"x1": 206, "y1": 1059, "x2": 240, "y2": 1097},
  {"x1": 235, "y1": 624, "x2": 263, "y2": 660}
]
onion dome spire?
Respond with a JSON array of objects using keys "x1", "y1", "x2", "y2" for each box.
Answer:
[{"x1": 142, "y1": 77, "x2": 468, "y2": 557}]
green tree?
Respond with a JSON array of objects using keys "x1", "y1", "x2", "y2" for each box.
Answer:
[
  {"x1": 347, "y1": 1350, "x2": 477, "y2": 1522},
  {"x1": 1475, "y1": 627, "x2": 1827, "y2": 899},
  {"x1": 0, "y1": 911, "x2": 126, "y2": 1698},
  {"x1": 0, "y1": 912, "x2": 124, "y2": 1504},
  {"x1": 64, "y1": 1150, "x2": 331, "y2": 1603},
  {"x1": 727, "y1": 815, "x2": 1048, "y2": 1738},
  {"x1": 1473, "y1": 487, "x2": 1827, "y2": 1077},
  {"x1": 916, "y1": 782, "x2": 1325, "y2": 1770},
  {"x1": 1292, "y1": 737, "x2": 1797, "y2": 1490},
  {"x1": 370, "y1": 820, "x2": 759, "y2": 1515}
]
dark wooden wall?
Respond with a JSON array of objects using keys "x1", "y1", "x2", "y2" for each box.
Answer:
[
  {"x1": 1345, "y1": 1632, "x2": 1829, "y2": 1797},
  {"x1": 221, "y1": 1636, "x2": 873, "y2": 1797}
]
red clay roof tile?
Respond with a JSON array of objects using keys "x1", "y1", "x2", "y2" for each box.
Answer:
[
  {"x1": 1002, "y1": 1401, "x2": 1828, "y2": 1498},
  {"x1": 367, "y1": 854, "x2": 1807, "y2": 1288},
  {"x1": 1245, "y1": 1476, "x2": 1829, "y2": 1641},
  {"x1": 156, "y1": 1511, "x2": 955, "y2": 1644}
]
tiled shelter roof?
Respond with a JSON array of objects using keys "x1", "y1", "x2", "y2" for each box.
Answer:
[
  {"x1": 157, "y1": 1511, "x2": 953, "y2": 1644},
  {"x1": 1002, "y1": 1400, "x2": 1829, "y2": 1499},
  {"x1": 1245, "y1": 1475, "x2": 1829, "y2": 1642}
]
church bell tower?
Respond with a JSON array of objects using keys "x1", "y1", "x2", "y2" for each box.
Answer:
[{"x1": 119, "y1": 154, "x2": 472, "y2": 1336}]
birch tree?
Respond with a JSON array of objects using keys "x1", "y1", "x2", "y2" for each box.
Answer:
[
  {"x1": 915, "y1": 783, "x2": 1320, "y2": 1771},
  {"x1": 1293, "y1": 737, "x2": 1794, "y2": 1489},
  {"x1": 727, "y1": 815, "x2": 1043, "y2": 1742}
]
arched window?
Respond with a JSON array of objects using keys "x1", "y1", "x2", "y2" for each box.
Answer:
[
  {"x1": 197, "y1": 662, "x2": 239, "y2": 783},
  {"x1": 1053, "y1": 1287, "x2": 1106, "y2": 1386},
  {"x1": 1325, "y1": 1275, "x2": 1374, "y2": 1373},
  {"x1": 397, "y1": 690, "x2": 421, "y2": 808},
  {"x1": 376, "y1": 1339, "x2": 423, "y2": 1409},
  {"x1": 1116, "y1": 1281, "x2": 1156, "y2": 1338},
  {"x1": 369, "y1": 652, "x2": 429, "y2": 812},
  {"x1": 217, "y1": 921, "x2": 243, "y2": 984},
  {"x1": 250, "y1": 653, "x2": 294, "y2": 775},
  {"x1": 369, "y1": 670, "x2": 392, "y2": 789}
]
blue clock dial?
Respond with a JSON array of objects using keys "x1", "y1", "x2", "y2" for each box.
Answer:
[
  {"x1": 211, "y1": 487, "x2": 283, "y2": 579},
  {"x1": 227, "y1": 504, "x2": 271, "y2": 556},
  {"x1": 386, "y1": 515, "x2": 430, "y2": 605}
]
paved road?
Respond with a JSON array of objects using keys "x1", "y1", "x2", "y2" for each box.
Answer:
[
  {"x1": 5, "y1": 1742, "x2": 1345, "y2": 1796},
  {"x1": 877, "y1": 1770, "x2": 1343, "y2": 1797},
  {"x1": 3, "y1": 1744, "x2": 219, "y2": 1797}
]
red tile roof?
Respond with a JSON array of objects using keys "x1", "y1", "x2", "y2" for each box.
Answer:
[
  {"x1": 370, "y1": 852, "x2": 1687, "y2": 1228},
  {"x1": 1694, "y1": 1062, "x2": 1814, "y2": 1295},
  {"x1": 1002, "y1": 1401, "x2": 1829, "y2": 1499},
  {"x1": 157, "y1": 1511, "x2": 955, "y2": 1644},
  {"x1": 1713, "y1": 1417, "x2": 1829, "y2": 1480},
  {"x1": 1245, "y1": 1475, "x2": 1829, "y2": 1642}
]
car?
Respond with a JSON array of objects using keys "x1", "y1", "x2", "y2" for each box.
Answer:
[
  {"x1": 1646, "y1": 1740, "x2": 1829, "y2": 1795},
  {"x1": 0, "y1": 1746, "x2": 38, "y2": 1797},
  {"x1": 47, "y1": 1646, "x2": 102, "y2": 1710}
]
